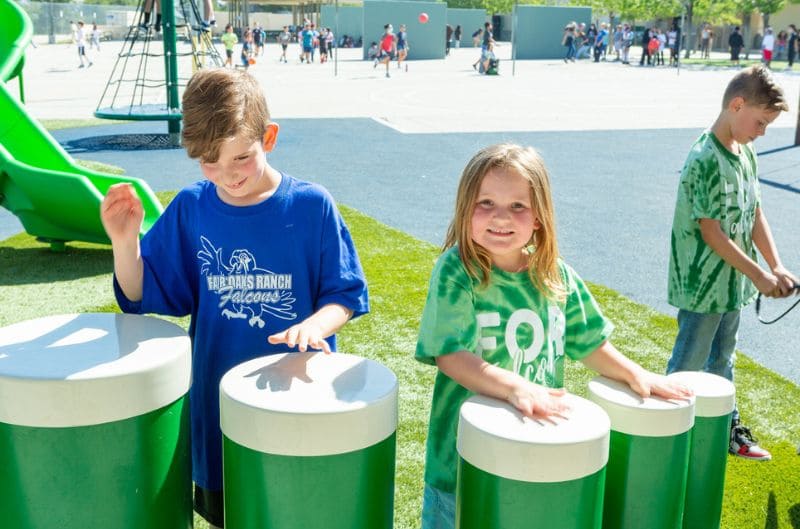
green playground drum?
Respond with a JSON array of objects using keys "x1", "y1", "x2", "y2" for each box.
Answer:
[
  {"x1": 667, "y1": 371, "x2": 735, "y2": 529},
  {"x1": 0, "y1": 313, "x2": 192, "y2": 529},
  {"x1": 588, "y1": 376, "x2": 695, "y2": 529},
  {"x1": 220, "y1": 352, "x2": 398, "y2": 529},
  {"x1": 456, "y1": 394, "x2": 610, "y2": 529}
]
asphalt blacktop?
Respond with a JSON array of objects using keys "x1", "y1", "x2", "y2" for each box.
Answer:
[{"x1": 3, "y1": 41, "x2": 800, "y2": 385}]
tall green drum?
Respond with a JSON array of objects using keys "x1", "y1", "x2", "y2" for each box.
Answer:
[
  {"x1": 220, "y1": 352, "x2": 398, "y2": 529},
  {"x1": 0, "y1": 313, "x2": 192, "y2": 529},
  {"x1": 588, "y1": 376, "x2": 695, "y2": 529},
  {"x1": 667, "y1": 371, "x2": 735, "y2": 529},
  {"x1": 456, "y1": 394, "x2": 610, "y2": 529}
]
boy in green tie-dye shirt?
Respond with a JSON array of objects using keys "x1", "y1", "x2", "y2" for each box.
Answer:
[{"x1": 667, "y1": 65, "x2": 798, "y2": 461}]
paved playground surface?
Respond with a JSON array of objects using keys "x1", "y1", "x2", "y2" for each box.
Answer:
[{"x1": 4, "y1": 41, "x2": 800, "y2": 384}]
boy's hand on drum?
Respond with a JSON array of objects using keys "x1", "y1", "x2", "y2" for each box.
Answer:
[
  {"x1": 628, "y1": 370, "x2": 693, "y2": 401},
  {"x1": 507, "y1": 382, "x2": 571, "y2": 421},
  {"x1": 101, "y1": 183, "x2": 144, "y2": 243},
  {"x1": 268, "y1": 320, "x2": 331, "y2": 354}
]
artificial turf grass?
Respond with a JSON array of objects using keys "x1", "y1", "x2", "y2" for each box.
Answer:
[{"x1": 1, "y1": 198, "x2": 799, "y2": 528}]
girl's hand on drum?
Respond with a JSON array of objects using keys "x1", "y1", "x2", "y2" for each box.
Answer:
[
  {"x1": 628, "y1": 370, "x2": 693, "y2": 401},
  {"x1": 507, "y1": 382, "x2": 572, "y2": 421}
]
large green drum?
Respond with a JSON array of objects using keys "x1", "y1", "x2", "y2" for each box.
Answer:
[
  {"x1": 667, "y1": 371, "x2": 735, "y2": 529},
  {"x1": 588, "y1": 376, "x2": 695, "y2": 529},
  {"x1": 220, "y1": 352, "x2": 398, "y2": 529},
  {"x1": 456, "y1": 394, "x2": 610, "y2": 529},
  {"x1": 0, "y1": 313, "x2": 192, "y2": 529}
]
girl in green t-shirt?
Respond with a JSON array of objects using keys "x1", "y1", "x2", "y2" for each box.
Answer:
[{"x1": 415, "y1": 143, "x2": 693, "y2": 529}]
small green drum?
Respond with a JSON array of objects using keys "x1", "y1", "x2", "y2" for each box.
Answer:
[
  {"x1": 456, "y1": 394, "x2": 610, "y2": 529},
  {"x1": 588, "y1": 376, "x2": 695, "y2": 529},
  {"x1": 220, "y1": 352, "x2": 398, "y2": 529},
  {"x1": 667, "y1": 371, "x2": 735, "y2": 529},
  {"x1": 0, "y1": 313, "x2": 192, "y2": 529}
]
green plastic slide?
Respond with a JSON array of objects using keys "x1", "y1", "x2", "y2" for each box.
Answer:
[{"x1": 0, "y1": 0, "x2": 162, "y2": 249}]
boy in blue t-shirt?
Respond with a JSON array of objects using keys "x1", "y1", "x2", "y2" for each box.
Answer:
[{"x1": 100, "y1": 68, "x2": 369, "y2": 529}]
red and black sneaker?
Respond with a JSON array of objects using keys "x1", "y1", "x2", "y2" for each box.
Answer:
[{"x1": 729, "y1": 421, "x2": 772, "y2": 461}]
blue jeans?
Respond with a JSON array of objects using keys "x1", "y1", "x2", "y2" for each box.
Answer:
[
  {"x1": 667, "y1": 309, "x2": 740, "y2": 422},
  {"x1": 421, "y1": 483, "x2": 455, "y2": 529}
]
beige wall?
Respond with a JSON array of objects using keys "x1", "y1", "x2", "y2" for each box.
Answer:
[{"x1": 765, "y1": 4, "x2": 800, "y2": 32}]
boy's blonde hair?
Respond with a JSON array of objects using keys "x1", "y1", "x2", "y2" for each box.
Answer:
[
  {"x1": 722, "y1": 65, "x2": 789, "y2": 112},
  {"x1": 444, "y1": 144, "x2": 565, "y2": 301},
  {"x1": 181, "y1": 69, "x2": 270, "y2": 162}
]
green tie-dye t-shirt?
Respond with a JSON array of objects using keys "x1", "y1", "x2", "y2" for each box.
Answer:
[
  {"x1": 415, "y1": 247, "x2": 613, "y2": 493},
  {"x1": 668, "y1": 131, "x2": 760, "y2": 313}
]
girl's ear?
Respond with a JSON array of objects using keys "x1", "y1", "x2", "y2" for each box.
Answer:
[
  {"x1": 533, "y1": 216, "x2": 542, "y2": 231},
  {"x1": 262, "y1": 122, "x2": 280, "y2": 153}
]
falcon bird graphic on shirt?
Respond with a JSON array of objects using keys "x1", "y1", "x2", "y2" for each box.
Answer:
[{"x1": 197, "y1": 236, "x2": 297, "y2": 328}]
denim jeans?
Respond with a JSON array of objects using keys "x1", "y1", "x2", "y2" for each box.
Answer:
[
  {"x1": 667, "y1": 309, "x2": 740, "y2": 421},
  {"x1": 421, "y1": 483, "x2": 456, "y2": 529}
]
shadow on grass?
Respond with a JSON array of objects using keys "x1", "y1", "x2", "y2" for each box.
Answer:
[
  {"x1": 765, "y1": 491, "x2": 778, "y2": 529},
  {"x1": 789, "y1": 502, "x2": 800, "y2": 529},
  {"x1": 0, "y1": 245, "x2": 113, "y2": 285}
]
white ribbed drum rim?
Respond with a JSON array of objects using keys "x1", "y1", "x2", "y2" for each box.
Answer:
[
  {"x1": 587, "y1": 376, "x2": 695, "y2": 437},
  {"x1": 457, "y1": 394, "x2": 610, "y2": 483},
  {"x1": 220, "y1": 352, "x2": 398, "y2": 456},
  {"x1": 0, "y1": 313, "x2": 191, "y2": 427},
  {"x1": 667, "y1": 371, "x2": 735, "y2": 417}
]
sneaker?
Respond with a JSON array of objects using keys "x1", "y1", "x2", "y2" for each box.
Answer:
[
  {"x1": 730, "y1": 422, "x2": 772, "y2": 461},
  {"x1": 385, "y1": 71, "x2": 390, "y2": 78},
  {"x1": 373, "y1": 58, "x2": 378, "y2": 68},
  {"x1": 78, "y1": 64, "x2": 85, "y2": 68},
  {"x1": 88, "y1": 62, "x2": 93, "y2": 67}
]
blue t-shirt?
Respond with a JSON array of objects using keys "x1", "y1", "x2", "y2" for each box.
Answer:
[
  {"x1": 114, "y1": 174, "x2": 369, "y2": 490},
  {"x1": 302, "y1": 29, "x2": 314, "y2": 48}
]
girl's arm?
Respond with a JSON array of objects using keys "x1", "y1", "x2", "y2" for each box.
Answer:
[
  {"x1": 436, "y1": 351, "x2": 569, "y2": 419},
  {"x1": 581, "y1": 341, "x2": 692, "y2": 400},
  {"x1": 100, "y1": 183, "x2": 144, "y2": 301}
]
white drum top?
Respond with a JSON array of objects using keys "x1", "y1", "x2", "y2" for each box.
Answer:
[
  {"x1": 458, "y1": 394, "x2": 610, "y2": 483},
  {"x1": 588, "y1": 376, "x2": 695, "y2": 437},
  {"x1": 220, "y1": 352, "x2": 398, "y2": 456},
  {"x1": 0, "y1": 313, "x2": 191, "y2": 427},
  {"x1": 667, "y1": 371, "x2": 735, "y2": 417}
]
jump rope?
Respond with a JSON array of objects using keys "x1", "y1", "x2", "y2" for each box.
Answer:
[{"x1": 755, "y1": 283, "x2": 800, "y2": 324}]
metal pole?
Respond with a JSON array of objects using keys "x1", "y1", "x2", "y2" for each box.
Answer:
[
  {"x1": 511, "y1": 2, "x2": 517, "y2": 76},
  {"x1": 335, "y1": 0, "x2": 339, "y2": 76},
  {"x1": 162, "y1": 0, "x2": 181, "y2": 144},
  {"x1": 48, "y1": 2, "x2": 56, "y2": 44}
]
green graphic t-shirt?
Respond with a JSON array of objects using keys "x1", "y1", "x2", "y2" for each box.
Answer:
[
  {"x1": 415, "y1": 247, "x2": 613, "y2": 492},
  {"x1": 668, "y1": 131, "x2": 760, "y2": 313}
]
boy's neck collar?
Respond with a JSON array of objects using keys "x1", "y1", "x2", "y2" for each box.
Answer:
[{"x1": 710, "y1": 118, "x2": 740, "y2": 155}]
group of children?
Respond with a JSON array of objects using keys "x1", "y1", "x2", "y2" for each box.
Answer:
[
  {"x1": 100, "y1": 64, "x2": 796, "y2": 529},
  {"x1": 368, "y1": 23, "x2": 409, "y2": 78}
]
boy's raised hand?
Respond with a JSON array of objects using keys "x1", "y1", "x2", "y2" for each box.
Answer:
[{"x1": 101, "y1": 183, "x2": 144, "y2": 243}]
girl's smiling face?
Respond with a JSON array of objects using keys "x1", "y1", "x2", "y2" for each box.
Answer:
[{"x1": 470, "y1": 167, "x2": 541, "y2": 272}]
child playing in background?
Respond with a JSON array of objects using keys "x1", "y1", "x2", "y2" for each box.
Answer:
[
  {"x1": 415, "y1": 143, "x2": 691, "y2": 529},
  {"x1": 220, "y1": 23, "x2": 238, "y2": 68},
  {"x1": 100, "y1": 68, "x2": 369, "y2": 528},
  {"x1": 666, "y1": 65, "x2": 797, "y2": 461}
]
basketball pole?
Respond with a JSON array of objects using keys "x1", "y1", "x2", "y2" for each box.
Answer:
[
  {"x1": 511, "y1": 0, "x2": 518, "y2": 76},
  {"x1": 334, "y1": 0, "x2": 339, "y2": 77}
]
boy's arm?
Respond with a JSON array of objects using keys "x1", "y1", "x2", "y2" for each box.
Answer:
[
  {"x1": 436, "y1": 350, "x2": 569, "y2": 420},
  {"x1": 581, "y1": 341, "x2": 692, "y2": 400},
  {"x1": 100, "y1": 183, "x2": 144, "y2": 302},
  {"x1": 699, "y1": 217, "x2": 780, "y2": 296},
  {"x1": 751, "y1": 207, "x2": 799, "y2": 296},
  {"x1": 267, "y1": 303, "x2": 353, "y2": 354}
]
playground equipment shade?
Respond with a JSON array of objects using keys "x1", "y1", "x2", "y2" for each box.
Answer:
[{"x1": 0, "y1": 0, "x2": 162, "y2": 248}]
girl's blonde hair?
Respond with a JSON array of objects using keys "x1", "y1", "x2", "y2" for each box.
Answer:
[{"x1": 444, "y1": 144, "x2": 565, "y2": 301}]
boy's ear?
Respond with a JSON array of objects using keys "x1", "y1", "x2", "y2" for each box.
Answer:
[
  {"x1": 262, "y1": 122, "x2": 280, "y2": 153},
  {"x1": 728, "y1": 96, "x2": 745, "y2": 112}
]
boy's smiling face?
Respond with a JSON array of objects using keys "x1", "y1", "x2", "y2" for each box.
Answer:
[{"x1": 199, "y1": 125, "x2": 279, "y2": 206}]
